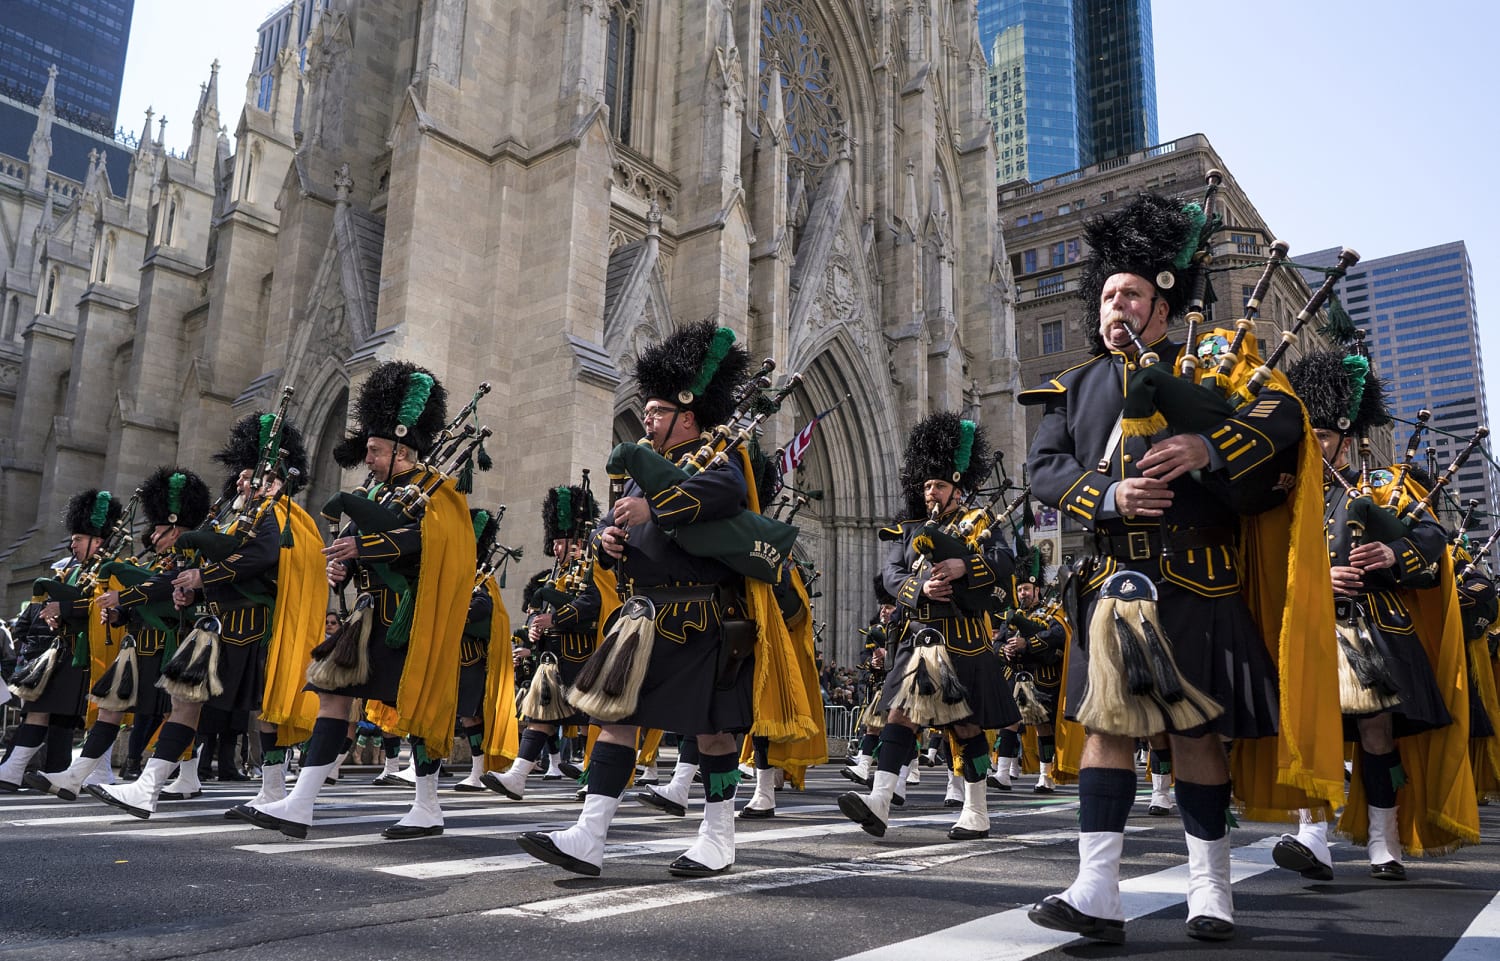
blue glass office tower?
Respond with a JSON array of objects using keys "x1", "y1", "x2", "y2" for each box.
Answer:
[
  {"x1": 0, "y1": 0, "x2": 135, "y2": 134},
  {"x1": 1303, "y1": 242, "x2": 1499, "y2": 556},
  {"x1": 981, "y1": 0, "x2": 1158, "y2": 182}
]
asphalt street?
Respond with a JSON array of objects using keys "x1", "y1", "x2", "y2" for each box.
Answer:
[{"x1": 2, "y1": 760, "x2": 1498, "y2": 961}]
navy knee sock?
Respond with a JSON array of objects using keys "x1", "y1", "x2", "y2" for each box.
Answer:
[
  {"x1": 301, "y1": 717, "x2": 348, "y2": 768},
  {"x1": 875, "y1": 724, "x2": 917, "y2": 775},
  {"x1": 1360, "y1": 748, "x2": 1404, "y2": 809},
  {"x1": 260, "y1": 730, "x2": 287, "y2": 767},
  {"x1": 995, "y1": 728, "x2": 1022, "y2": 759},
  {"x1": 150, "y1": 722, "x2": 197, "y2": 765},
  {"x1": 1176, "y1": 780, "x2": 1231, "y2": 840},
  {"x1": 959, "y1": 732, "x2": 992, "y2": 783},
  {"x1": 80, "y1": 722, "x2": 120, "y2": 760},
  {"x1": 701, "y1": 751, "x2": 741, "y2": 802},
  {"x1": 584, "y1": 741, "x2": 635, "y2": 798},
  {"x1": 1078, "y1": 768, "x2": 1137, "y2": 833},
  {"x1": 517, "y1": 728, "x2": 548, "y2": 763}
]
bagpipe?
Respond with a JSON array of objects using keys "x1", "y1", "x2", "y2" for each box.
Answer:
[
  {"x1": 177, "y1": 386, "x2": 298, "y2": 562},
  {"x1": 603, "y1": 359, "x2": 801, "y2": 584},
  {"x1": 31, "y1": 488, "x2": 143, "y2": 606},
  {"x1": 1116, "y1": 173, "x2": 1360, "y2": 514},
  {"x1": 321, "y1": 384, "x2": 493, "y2": 539},
  {"x1": 533, "y1": 470, "x2": 595, "y2": 612}
]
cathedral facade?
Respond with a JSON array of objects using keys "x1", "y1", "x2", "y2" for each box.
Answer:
[{"x1": 0, "y1": 0, "x2": 1019, "y2": 666}]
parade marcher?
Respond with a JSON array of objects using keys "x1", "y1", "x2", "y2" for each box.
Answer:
[
  {"x1": 1020, "y1": 193, "x2": 1341, "y2": 942},
  {"x1": 840, "y1": 589, "x2": 894, "y2": 788},
  {"x1": 1001, "y1": 565, "x2": 1069, "y2": 794},
  {"x1": 1455, "y1": 541, "x2": 1500, "y2": 807},
  {"x1": 1, "y1": 490, "x2": 123, "y2": 791},
  {"x1": 517, "y1": 320, "x2": 762, "y2": 877},
  {"x1": 205, "y1": 412, "x2": 326, "y2": 815},
  {"x1": 232, "y1": 361, "x2": 473, "y2": 839},
  {"x1": 451, "y1": 510, "x2": 500, "y2": 792},
  {"x1": 483, "y1": 485, "x2": 603, "y2": 800},
  {"x1": 838, "y1": 412, "x2": 1019, "y2": 842},
  {"x1": 1273, "y1": 352, "x2": 1478, "y2": 881},
  {"x1": 25, "y1": 469, "x2": 210, "y2": 801}
]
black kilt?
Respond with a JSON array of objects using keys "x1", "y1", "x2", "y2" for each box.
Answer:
[
  {"x1": 20, "y1": 653, "x2": 88, "y2": 719},
  {"x1": 129, "y1": 652, "x2": 170, "y2": 716},
  {"x1": 206, "y1": 638, "x2": 266, "y2": 714},
  {"x1": 1470, "y1": 673, "x2": 1496, "y2": 740},
  {"x1": 308, "y1": 626, "x2": 408, "y2": 704},
  {"x1": 1063, "y1": 576, "x2": 1281, "y2": 739},
  {"x1": 611, "y1": 599, "x2": 753, "y2": 736},
  {"x1": 878, "y1": 616, "x2": 1020, "y2": 730},
  {"x1": 1341, "y1": 625, "x2": 1451, "y2": 740}
]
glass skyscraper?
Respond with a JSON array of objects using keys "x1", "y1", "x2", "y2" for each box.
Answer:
[
  {"x1": 1303, "y1": 242, "x2": 1498, "y2": 555},
  {"x1": 0, "y1": 0, "x2": 135, "y2": 135},
  {"x1": 980, "y1": 0, "x2": 1158, "y2": 183}
]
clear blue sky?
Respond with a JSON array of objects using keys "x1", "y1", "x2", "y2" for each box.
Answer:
[
  {"x1": 118, "y1": 1, "x2": 1500, "y2": 439},
  {"x1": 1152, "y1": 0, "x2": 1499, "y2": 440}
]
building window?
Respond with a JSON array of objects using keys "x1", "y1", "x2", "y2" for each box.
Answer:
[
  {"x1": 605, "y1": 0, "x2": 639, "y2": 146},
  {"x1": 1051, "y1": 242, "x2": 1066, "y2": 267},
  {"x1": 1038, "y1": 276, "x2": 1066, "y2": 299},
  {"x1": 760, "y1": 1, "x2": 845, "y2": 168},
  {"x1": 3, "y1": 296, "x2": 18, "y2": 339},
  {"x1": 1022, "y1": 249, "x2": 1037, "y2": 274},
  {"x1": 1066, "y1": 239, "x2": 1081, "y2": 263},
  {"x1": 1041, "y1": 320, "x2": 1064, "y2": 354},
  {"x1": 44, "y1": 268, "x2": 59, "y2": 314},
  {"x1": 1230, "y1": 233, "x2": 1258, "y2": 255}
]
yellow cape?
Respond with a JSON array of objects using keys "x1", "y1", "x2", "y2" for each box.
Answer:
[
  {"x1": 367, "y1": 477, "x2": 475, "y2": 747},
  {"x1": 260, "y1": 498, "x2": 327, "y2": 747},
  {"x1": 479, "y1": 573, "x2": 519, "y2": 770},
  {"x1": 1194, "y1": 330, "x2": 1346, "y2": 820},
  {"x1": 84, "y1": 577, "x2": 130, "y2": 728}
]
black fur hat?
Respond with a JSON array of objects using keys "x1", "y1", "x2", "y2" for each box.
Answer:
[
  {"x1": 64, "y1": 489, "x2": 123, "y2": 537},
  {"x1": 471, "y1": 507, "x2": 499, "y2": 564},
  {"x1": 899, "y1": 411, "x2": 991, "y2": 494},
  {"x1": 141, "y1": 467, "x2": 212, "y2": 529},
  {"x1": 542, "y1": 485, "x2": 600, "y2": 554},
  {"x1": 1078, "y1": 193, "x2": 1211, "y2": 353},
  {"x1": 335, "y1": 361, "x2": 449, "y2": 462},
  {"x1": 1285, "y1": 350, "x2": 1391, "y2": 435},
  {"x1": 214, "y1": 412, "x2": 311, "y2": 497},
  {"x1": 872, "y1": 574, "x2": 895, "y2": 606},
  {"x1": 633, "y1": 319, "x2": 750, "y2": 428}
]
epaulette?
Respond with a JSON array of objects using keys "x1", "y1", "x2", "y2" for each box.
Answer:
[
  {"x1": 877, "y1": 517, "x2": 925, "y2": 542},
  {"x1": 1016, "y1": 354, "x2": 1106, "y2": 407}
]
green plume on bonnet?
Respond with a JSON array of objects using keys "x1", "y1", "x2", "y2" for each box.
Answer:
[
  {"x1": 257, "y1": 413, "x2": 275, "y2": 453},
  {"x1": 687, "y1": 327, "x2": 737, "y2": 398},
  {"x1": 472, "y1": 510, "x2": 490, "y2": 541},
  {"x1": 555, "y1": 487, "x2": 572, "y2": 532},
  {"x1": 953, "y1": 420, "x2": 976, "y2": 475},
  {"x1": 1171, "y1": 202, "x2": 1208, "y2": 270},
  {"x1": 398, "y1": 372, "x2": 435, "y2": 431},
  {"x1": 168, "y1": 472, "x2": 185, "y2": 517},
  {"x1": 1341, "y1": 354, "x2": 1370, "y2": 424},
  {"x1": 90, "y1": 491, "x2": 113, "y2": 532}
]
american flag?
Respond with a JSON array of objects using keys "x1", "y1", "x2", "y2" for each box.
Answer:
[{"x1": 777, "y1": 404, "x2": 841, "y2": 477}]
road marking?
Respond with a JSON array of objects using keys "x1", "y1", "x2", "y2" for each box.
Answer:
[
  {"x1": 1443, "y1": 889, "x2": 1500, "y2": 961},
  {"x1": 832, "y1": 836, "x2": 1279, "y2": 961},
  {"x1": 487, "y1": 832, "x2": 1080, "y2": 922}
]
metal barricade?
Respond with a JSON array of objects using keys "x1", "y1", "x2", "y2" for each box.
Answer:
[{"x1": 823, "y1": 704, "x2": 857, "y2": 760}]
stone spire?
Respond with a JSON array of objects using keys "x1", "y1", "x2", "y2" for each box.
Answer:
[
  {"x1": 190, "y1": 60, "x2": 222, "y2": 173},
  {"x1": 26, "y1": 64, "x2": 58, "y2": 192}
]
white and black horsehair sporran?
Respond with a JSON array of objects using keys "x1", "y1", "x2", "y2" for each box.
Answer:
[
  {"x1": 891, "y1": 627, "x2": 972, "y2": 727},
  {"x1": 90, "y1": 633, "x2": 140, "y2": 712},
  {"x1": 7, "y1": 637, "x2": 63, "y2": 701},
  {"x1": 1077, "y1": 570, "x2": 1222, "y2": 737},
  {"x1": 1012, "y1": 670, "x2": 1050, "y2": 727},
  {"x1": 306, "y1": 592, "x2": 374, "y2": 690},
  {"x1": 568, "y1": 595, "x2": 656, "y2": 723},
  {"x1": 1333, "y1": 598, "x2": 1402, "y2": 714},
  {"x1": 857, "y1": 693, "x2": 886, "y2": 733},
  {"x1": 159, "y1": 615, "x2": 225, "y2": 702},
  {"x1": 518, "y1": 651, "x2": 571, "y2": 722}
]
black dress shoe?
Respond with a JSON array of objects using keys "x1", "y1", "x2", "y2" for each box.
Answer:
[
  {"x1": 1147, "y1": 803, "x2": 1172, "y2": 816},
  {"x1": 1370, "y1": 860, "x2": 1407, "y2": 881},
  {"x1": 636, "y1": 787, "x2": 686, "y2": 817},
  {"x1": 1271, "y1": 837, "x2": 1334, "y2": 881},
  {"x1": 158, "y1": 788, "x2": 203, "y2": 800},
  {"x1": 1186, "y1": 915, "x2": 1235, "y2": 941},
  {"x1": 559, "y1": 762, "x2": 583, "y2": 780},
  {"x1": 890, "y1": 794, "x2": 905, "y2": 807},
  {"x1": 668, "y1": 855, "x2": 729, "y2": 878},
  {"x1": 1033, "y1": 783, "x2": 1055, "y2": 795},
  {"x1": 837, "y1": 792, "x2": 887, "y2": 837},
  {"x1": 947, "y1": 825, "x2": 990, "y2": 841},
  {"x1": 230, "y1": 803, "x2": 308, "y2": 839},
  {"x1": 452, "y1": 782, "x2": 487, "y2": 793},
  {"x1": 120, "y1": 758, "x2": 144, "y2": 781},
  {"x1": 220, "y1": 771, "x2": 252, "y2": 782},
  {"x1": 480, "y1": 771, "x2": 524, "y2": 800},
  {"x1": 986, "y1": 775, "x2": 1012, "y2": 792},
  {"x1": 84, "y1": 784, "x2": 154, "y2": 819},
  {"x1": 23, "y1": 770, "x2": 75, "y2": 801},
  {"x1": 516, "y1": 832, "x2": 601, "y2": 876},
  {"x1": 383, "y1": 823, "x2": 444, "y2": 839},
  {"x1": 943, "y1": 798, "x2": 962, "y2": 808},
  {"x1": 1027, "y1": 896, "x2": 1125, "y2": 944},
  {"x1": 737, "y1": 805, "x2": 774, "y2": 820},
  {"x1": 839, "y1": 767, "x2": 873, "y2": 788}
]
